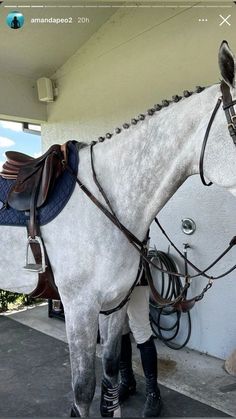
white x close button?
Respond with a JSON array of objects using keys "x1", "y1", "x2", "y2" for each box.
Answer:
[{"x1": 219, "y1": 15, "x2": 231, "y2": 26}]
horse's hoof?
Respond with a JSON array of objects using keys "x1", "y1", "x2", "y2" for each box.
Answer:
[{"x1": 70, "y1": 404, "x2": 81, "y2": 417}]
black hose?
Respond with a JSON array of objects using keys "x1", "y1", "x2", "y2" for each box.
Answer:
[{"x1": 148, "y1": 249, "x2": 192, "y2": 350}]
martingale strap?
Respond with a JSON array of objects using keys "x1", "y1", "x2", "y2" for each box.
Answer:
[
  {"x1": 65, "y1": 83, "x2": 236, "y2": 312},
  {"x1": 66, "y1": 142, "x2": 236, "y2": 312},
  {"x1": 100, "y1": 255, "x2": 143, "y2": 315}
]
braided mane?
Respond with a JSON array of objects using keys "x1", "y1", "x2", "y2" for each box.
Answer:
[{"x1": 93, "y1": 86, "x2": 205, "y2": 145}]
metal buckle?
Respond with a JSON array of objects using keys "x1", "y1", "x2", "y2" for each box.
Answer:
[{"x1": 23, "y1": 236, "x2": 47, "y2": 273}]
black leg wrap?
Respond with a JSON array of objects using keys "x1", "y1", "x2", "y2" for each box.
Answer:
[
  {"x1": 100, "y1": 377, "x2": 120, "y2": 417},
  {"x1": 70, "y1": 404, "x2": 81, "y2": 417},
  {"x1": 137, "y1": 336, "x2": 162, "y2": 417}
]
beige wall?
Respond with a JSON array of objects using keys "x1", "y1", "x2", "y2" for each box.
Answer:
[
  {"x1": 0, "y1": 71, "x2": 46, "y2": 123},
  {"x1": 43, "y1": 5, "x2": 236, "y2": 148}
]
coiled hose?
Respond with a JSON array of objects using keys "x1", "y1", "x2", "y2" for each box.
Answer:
[{"x1": 148, "y1": 249, "x2": 191, "y2": 350}]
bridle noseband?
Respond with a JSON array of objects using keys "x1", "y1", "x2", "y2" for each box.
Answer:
[{"x1": 200, "y1": 80, "x2": 236, "y2": 186}]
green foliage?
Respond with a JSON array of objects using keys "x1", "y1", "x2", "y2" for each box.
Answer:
[{"x1": 0, "y1": 291, "x2": 29, "y2": 312}]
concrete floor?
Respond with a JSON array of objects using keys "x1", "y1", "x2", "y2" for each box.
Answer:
[
  {"x1": 2, "y1": 303, "x2": 236, "y2": 417},
  {"x1": 0, "y1": 314, "x2": 228, "y2": 418}
]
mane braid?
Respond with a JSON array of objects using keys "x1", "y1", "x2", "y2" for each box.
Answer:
[{"x1": 91, "y1": 85, "x2": 205, "y2": 146}]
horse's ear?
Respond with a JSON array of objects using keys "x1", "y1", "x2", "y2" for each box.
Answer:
[{"x1": 218, "y1": 40, "x2": 235, "y2": 88}]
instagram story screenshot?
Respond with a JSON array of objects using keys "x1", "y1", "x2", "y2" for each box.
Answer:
[{"x1": 0, "y1": 1, "x2": 236, "y2": 418}]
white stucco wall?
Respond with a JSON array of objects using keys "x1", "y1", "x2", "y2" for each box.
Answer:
[
  {"x1": 150, "y1": 177, "x2": 236, "y2": 359},
  {"x1": 42, "y1": 6, "x2": 236, "y2": 359},
  {"x1": 0, "y1": 71, "x2": 46, "y2": 123}
]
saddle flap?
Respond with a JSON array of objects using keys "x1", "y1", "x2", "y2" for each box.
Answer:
[{"x1": 7, "y1": 166, "x2": 43, "y2": 211}]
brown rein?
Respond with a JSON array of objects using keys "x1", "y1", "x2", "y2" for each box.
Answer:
[
  {"x1": 66, "y1": 80, "x2": 236, "y2": 313},
  {"x1": 199, "y1": 97, "x2": 222, "y2": 186},
  {"x1": 65, "y1": 136, "x2": 236, "y2": 313}
]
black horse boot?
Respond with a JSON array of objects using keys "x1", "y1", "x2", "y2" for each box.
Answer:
[
  {"x1": 137, "y1": 336, "x2": 162, "y2": 417},
  {"x1": 119, "y1": 333, "x2": 137, "y2": 402},
  {"x1": 100, "y1": 377, "x2": 120, "y2": 417}
]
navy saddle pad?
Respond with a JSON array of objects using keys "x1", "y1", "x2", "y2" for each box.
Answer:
[{"x1": 0, "y1": 141, "x2": 79, "y2": 227}]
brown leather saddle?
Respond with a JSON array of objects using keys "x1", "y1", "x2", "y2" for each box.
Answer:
[{"x1": 1, "y1": 143, "x2": 69, "y2": 300}]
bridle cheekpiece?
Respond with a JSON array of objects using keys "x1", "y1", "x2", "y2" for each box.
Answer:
[{"x1": 200, "y1": 80, "x2": 236, "y2": 186}]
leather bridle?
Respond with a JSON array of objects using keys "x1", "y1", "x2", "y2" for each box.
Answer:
[{"x1": 200, "y1": 80, "x2": 236, "y2": 186}]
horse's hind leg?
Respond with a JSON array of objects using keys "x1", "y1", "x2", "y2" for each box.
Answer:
[
  {"x1": 65, "y1": 301, "x2": 99, "y2": 417},
  {"x1": 99, "y1": 307, "x2": 127, "y2": 417}
]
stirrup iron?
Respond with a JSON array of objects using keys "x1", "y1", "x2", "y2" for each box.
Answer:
[{"x1": 23, "y1": 236, "x2": 47, "y2": 273}]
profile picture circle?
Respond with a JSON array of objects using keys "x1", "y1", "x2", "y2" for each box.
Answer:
[{"x1": 6, "y1": 11, "x2": 25, "y2": 29}]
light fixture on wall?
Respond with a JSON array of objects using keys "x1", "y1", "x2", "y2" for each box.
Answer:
[{"x1": 36, "y1": 77, "x2": 56, "y2": 103}]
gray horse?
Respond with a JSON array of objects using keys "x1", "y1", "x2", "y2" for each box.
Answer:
[{"x1": 0, "y1": 41, "x2": 236, "y2": 417}]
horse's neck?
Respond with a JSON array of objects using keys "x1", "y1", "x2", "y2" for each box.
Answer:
[{"x1": 79, "y1": 85, "x2": 219, "y2": 239}]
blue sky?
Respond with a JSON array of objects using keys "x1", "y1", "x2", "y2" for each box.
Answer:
[{"x1": 0, "y1": 120, "x2": 41, "y2": 170}]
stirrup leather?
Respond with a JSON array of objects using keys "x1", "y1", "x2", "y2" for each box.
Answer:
[{"x1": 23, "y1": 236, "x2": 47, "y2": 273}]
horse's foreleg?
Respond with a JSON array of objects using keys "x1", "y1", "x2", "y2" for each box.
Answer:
[
  {"x1": 99, "y1": 307, "x2": 127, "y2": 417},
  {"x1": 65, "y1": 302, "x2": 99, "y2": 417}
]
